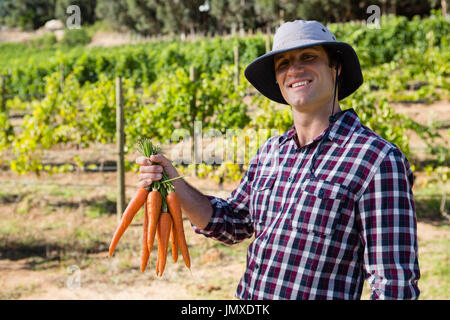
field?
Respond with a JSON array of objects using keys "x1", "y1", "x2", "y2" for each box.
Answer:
[
  {"x1": 0, "y1": 100, "x2": 448, "y2": 300},
  {"x1": 0, "y1": 12, "x2": 449, "y2": 300}
]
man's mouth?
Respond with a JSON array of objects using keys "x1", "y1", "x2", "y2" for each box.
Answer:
[{"x1": 289, "y1": 79, "x2": 312, "y2": 88}]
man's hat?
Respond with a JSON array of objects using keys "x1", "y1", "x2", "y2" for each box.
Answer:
[{"x1": 244, "y1": 20, "x2": 363, "y2": 104}]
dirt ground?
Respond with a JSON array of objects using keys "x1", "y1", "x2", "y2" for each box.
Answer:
[
  {"x1": 0, "y1": 253, "x2": 246, "y2": 300},
  {"x1": 391, "y1": 100, "x2": 450, "y2": 159},
  {"x1": 1, "y1": 164, "x2": 447, "y2": 300},
  {"x1": 0, "y1": 167, "x2": 249, "y2": 300},
  {"x1": 0, "y1": 221, "x2": 446, "y2": 300}
]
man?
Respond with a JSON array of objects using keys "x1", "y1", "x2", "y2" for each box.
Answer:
[{"x1": 136, "y1": 20, "x2": 420, "y2": 300}]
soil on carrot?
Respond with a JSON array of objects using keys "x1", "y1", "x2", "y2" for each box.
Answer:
[{"x1": 0, "y1": 101, "x2": 448, "y2": 300}]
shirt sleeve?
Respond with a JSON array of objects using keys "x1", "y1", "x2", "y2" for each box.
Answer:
[
  {"x1": 191, "y1": 154, "x2": 260, "y2": 245},
  {"x1": 356, "y1": 147, "x2": 421, "y2": 300}
]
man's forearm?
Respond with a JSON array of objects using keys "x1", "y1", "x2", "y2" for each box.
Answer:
[{"x1": 171, "y1": 178, "x2": 213, "y2": 230}]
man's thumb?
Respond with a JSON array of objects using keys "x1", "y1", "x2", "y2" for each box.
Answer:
[{"x1": 150, "y1": 153, "x2": 168, "y2": 164}]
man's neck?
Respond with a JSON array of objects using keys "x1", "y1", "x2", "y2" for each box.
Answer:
[{"x1": 292, "y1": 102, "x2": 341, "y2": 148}]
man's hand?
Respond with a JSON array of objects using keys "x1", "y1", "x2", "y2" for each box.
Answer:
[
  {"x1": 136, "y1": 153, "x2": 212, "y2": 230},
  {"x1": 135, "y1": 154, "x2": 179, "y2": 189}
]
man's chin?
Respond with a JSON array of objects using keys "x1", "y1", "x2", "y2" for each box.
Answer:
[
  {"x1": 288, "y1": 97, "x2": 312, "y2": 110},
  {"x1": 288, "y1": 94, "x2": 333, "y2": 113}
]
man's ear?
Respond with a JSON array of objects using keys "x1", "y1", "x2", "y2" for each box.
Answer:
[
  {"x1": 331, "y1": 63, "x2": 341, "y2": 83},
  {"x1": 335, "y1": 62, "x2": 342, "y2": 78}
]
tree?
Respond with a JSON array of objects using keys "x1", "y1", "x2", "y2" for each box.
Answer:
[
  {"x1": 122, "y1": 0, "x2": 162, "y2": 36},
  {"x1": 0, "y1": 0, "x2": 56, "y2": 30},
  {"x1": 253, "y1": 0, "x2": 280, "y2": 31},
  {"x1": 209, "y1": 0, "x2": 258, "y2": 34}
]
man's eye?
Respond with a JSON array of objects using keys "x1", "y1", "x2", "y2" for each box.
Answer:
[
  {"x1": 276, "y1": 60, "x2": 288, "y2": 69},
  {"x1": 303, "y1": 54, "x2": 315, "y2": 60}
]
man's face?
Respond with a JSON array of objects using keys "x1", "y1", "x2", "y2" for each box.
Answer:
[{"x1": 274, "y1": 46, "x2": 337, "y2": 112}]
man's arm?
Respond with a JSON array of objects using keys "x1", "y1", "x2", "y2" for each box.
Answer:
[
  {"x1": 170, "y1": 178, "x2": 213, "y2": 230},
  {"x1": 356, "y1": 148, "x2": 420, "y2": 300},
  {"x1": 136, "y1": 153, "x2": 255, "y2": 244}
]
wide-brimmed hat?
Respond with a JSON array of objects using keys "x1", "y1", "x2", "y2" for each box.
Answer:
[{"x1": 244, "y1": 20, "x2": 363, "y2": 104}]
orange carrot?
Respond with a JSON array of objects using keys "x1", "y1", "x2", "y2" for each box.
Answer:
[
  {"x1": 109, "y1": 187, "x2": 149, "y2": 256},
  {"x1": 147, "y1": 190, "x2": 162, "y2": 259},
  {"x1": 167, "y1": 191, "x2": 191, "y2": 269},
  {"x1": 140, "y1": 202, "x2": 150, "y2": 272},
  {"x1": 171, "y1": 224, "x2": 178, "y2": 263},
  {"x1": 155, "y1": 254, "x2": 160, "y2": 276},
  {"x1": 157, "y1": 212, "x2": 172, "y2": 276},
  {"x1": 155, "y1": 218, "x2": 162, "y2": 276}
]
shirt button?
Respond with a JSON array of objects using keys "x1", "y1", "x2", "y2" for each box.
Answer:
[
  {"x1": 255, "y1": 263, "x2": 259, "y2": 270},
  {"x1": 287, "y1": 177, "x2": 293, "y2": 182},
  {"x1": 318, "y1": 189, "x2": 324, "y2": 197}
]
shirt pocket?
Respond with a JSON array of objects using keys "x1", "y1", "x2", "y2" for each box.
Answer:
[
  {"x1": 250, "y1": 174, "x2": 277, "y2": 236},
  {"x1": 289, "y1": 178, "x2": 349, "y2": 237}
]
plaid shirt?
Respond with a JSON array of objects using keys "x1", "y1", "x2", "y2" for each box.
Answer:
[{"x1": 194, "y1": 108, "x2": 420, "y2": 300}]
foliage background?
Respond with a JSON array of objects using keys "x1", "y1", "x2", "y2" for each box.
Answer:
[{"x1": 0, "y1": 0, "x2": 445, "y2": 33}]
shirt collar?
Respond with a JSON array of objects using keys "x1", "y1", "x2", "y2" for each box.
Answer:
[{"x1": 279, "y1": 108, "x2": 361, "y2": 148}]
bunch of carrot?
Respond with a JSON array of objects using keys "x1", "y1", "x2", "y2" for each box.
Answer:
[{"x1": 108, "y1": 139, "x2": 190, "y2": 276}]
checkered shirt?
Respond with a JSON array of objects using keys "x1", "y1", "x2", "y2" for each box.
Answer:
[{"x1": 193, "y1": 108, "x2": 420, "y2": 300}]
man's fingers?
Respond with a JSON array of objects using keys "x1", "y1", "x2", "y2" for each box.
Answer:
[
  {"x1": 137, "y1": 179, "x2": 152, "y2": 189},
  {"x1": 136, "y1": 154, "x2": 170, "y2": 166},
  {"x1": 139, "y1": 165, "x2": 163, "y2": 173},
  {"x1": 150, "y1": 154, "x2": 170, "y2": 165},
  {"x1": 135, "y1": 153, "x2": 178, "y2": 183},
  {"x1": 135, "y1": 156, "x2": 150, "y2": 166},
  {"x1": 138, "y1": 173, "x2": 163, "y2": 182}
]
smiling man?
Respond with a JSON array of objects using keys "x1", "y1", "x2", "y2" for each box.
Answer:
[
  {"x1": 136, "y1": 20, "x2": 420, "y2": 300},
  {"x1": 273, "y1": 45, "x2": 341, "y2": 146}
]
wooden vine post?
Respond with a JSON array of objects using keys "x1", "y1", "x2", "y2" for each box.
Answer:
[
  {"x1": 116, "y1": 76, "x2": 126, "y2": 222},
  {"x1": 189, "y1": 66, "x2": 199, "y2": 177},
  {"x1": 234, "y1": 45, "x2": 240, "y2": 87},
  {"x1": 0, "y1": 75, "x2": 6, "y2": 113}
]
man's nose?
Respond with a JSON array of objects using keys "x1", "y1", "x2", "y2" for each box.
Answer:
[{"x1": 287, "y1": 59, "x2": 305, "y2": 74}]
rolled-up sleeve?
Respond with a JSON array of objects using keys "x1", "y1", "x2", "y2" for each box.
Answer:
[
  {"x1": 356, "y1": 147, "x2": 420, "y2": 300},
  {"x1": 192, "y1": 151, "x2": 261, "y2": 245},
  {"x1": 193, "y1": 189, "x2": 253, "y2": 245}
]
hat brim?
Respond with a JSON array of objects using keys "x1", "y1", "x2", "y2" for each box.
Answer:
[{"x1": 244, "y1": 41, "x2": 363, "y2": 104}]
